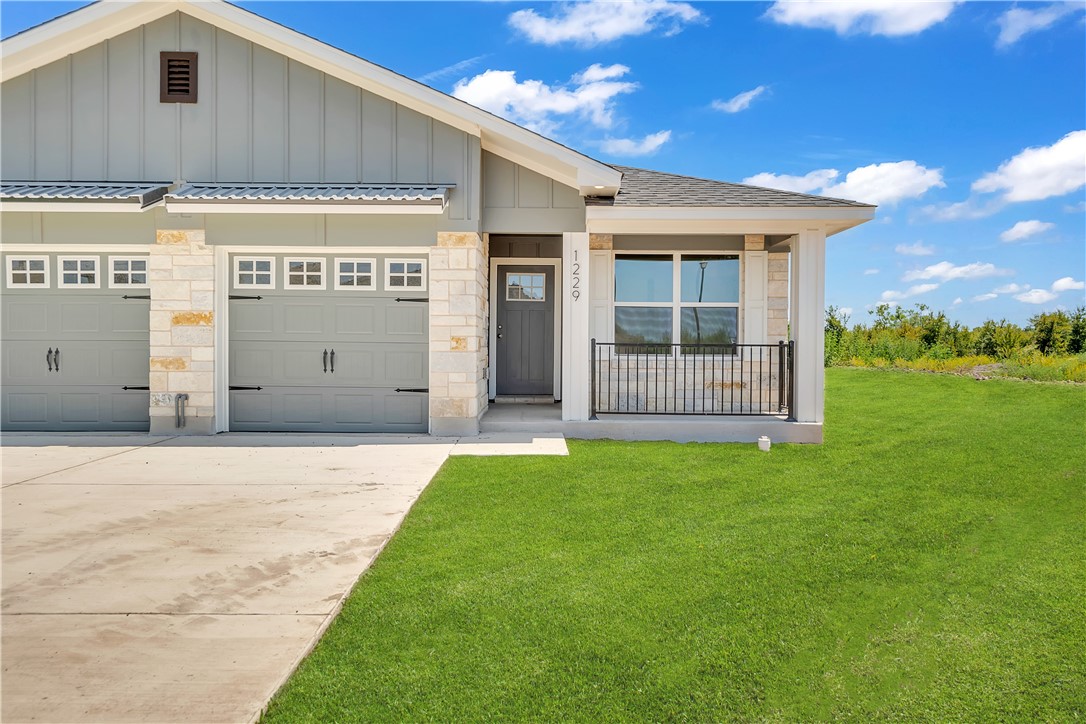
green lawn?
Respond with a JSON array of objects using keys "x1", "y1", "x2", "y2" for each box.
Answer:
[{"x1": 265, "y1": 369, "x2": 1085, "y2": 722}]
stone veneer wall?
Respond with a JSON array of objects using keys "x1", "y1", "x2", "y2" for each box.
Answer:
[
  {"x1": 768, "y1": 251, "x2": 789, "y2": 342},
  {"x1": 429, "y1": 231, "x2": 488, "y2": 436},
  {"x1": 148, "y1": 229, "x2": 216, "y2": 435}
]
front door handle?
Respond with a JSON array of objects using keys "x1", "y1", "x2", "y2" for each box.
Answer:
[
  {"x1": 53, "y1": 348, "x2": 60, "y2": 372},
  {"x1": 47, "y1": 347, "x2": 53, "y2": 372},
  {"x1": 330, "y1": 349, "x2": 335, "y2": 374},
  {"x1": 323, "y1": 349, "x2": 328, "y2": 373}
]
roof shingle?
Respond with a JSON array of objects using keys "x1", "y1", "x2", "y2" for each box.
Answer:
[{"x1": 586, "y1": 166, "x2": 875, "y2": 208}]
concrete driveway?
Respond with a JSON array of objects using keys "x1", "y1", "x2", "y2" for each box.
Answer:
[{"x1": 1, "y1": 432, "x2": 565, "y2": 723}]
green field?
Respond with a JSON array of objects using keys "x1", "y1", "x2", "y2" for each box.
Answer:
[{"x1": 265, "y1": 369, "x2": 1085, "y2": 722}]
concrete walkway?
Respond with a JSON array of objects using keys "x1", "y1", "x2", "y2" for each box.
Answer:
[{"x1": 1, "y1": 432, "x2": 565, "y2": 723}]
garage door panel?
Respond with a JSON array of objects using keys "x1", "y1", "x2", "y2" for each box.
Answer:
[
  {"x1": 2, "y1": 300, "x2": 49, "y2": 337},
  {"x1": 59, "y1": 302, "x2": 102, "y2": 335},
  {"x1": 2, "y1": 387, "x2": 149, "y2": 431},
  {"x1": 53, "y1": 341, "x2": 149, "y2": 386},
  {"x1": 282, "y1": 303, "x2": 326, "y2": 336},
  {"x1": 334, "y1": 303, "x2": 375, "y2": 336},
  {"x1": 2, "y1": 342, "x2": 53, "y2": 384},
  {"x1": 230, "y1": 387, "x2": 427, "y2": 432},
  {"x1": 386, "y1": 305, "x2": 426, "y2": 338},
  {"x1": 3, "y1": 392, "x2": 49, "y2": 425},
  {"x1": 230, "y1": 303, "x2": 275, "y2": 338},
  {"x1": 384, "y1": 349, "x2": 427, "y2": 386}
]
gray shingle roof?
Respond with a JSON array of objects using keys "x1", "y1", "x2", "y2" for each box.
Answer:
[
  {"x1": 167, "y1": 183, "x2": 453, "y2": 205},
  {"x1": 1, "y1": 182, "x2": 169, "y2": 207},
  {"x1": 586, "y1": 166, "x2": 875, "y2": 208}
]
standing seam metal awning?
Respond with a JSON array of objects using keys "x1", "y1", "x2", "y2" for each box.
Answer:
[
  {"x1": 0, "y1": 182, "x2": 170, "y2": 209},
  {"x1": 164, "y1": 183, "x2": 455, "y2": 214}
]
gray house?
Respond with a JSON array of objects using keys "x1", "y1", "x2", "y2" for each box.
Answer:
[{"x1": 0, "y1": 0, "x2": 874, "y2": 442}]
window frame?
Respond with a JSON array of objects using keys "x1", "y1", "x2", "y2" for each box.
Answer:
[
  {"x1": 385, "y1": 258, "x2": 427, "y2": 292},
  {"x1": 233, "y1": 256, "x2": 276, "y2": 289},
  {"x1": 612, "y1": 251, "x2": 741, "y2": 354},
  {"x1": 505, "y1": 271, "x2": 546, "y2": 302},
  {"x1": 333, "y1": 257, "x2": 377, "y2": 291},
  {"x1": 5, "y1": 255, "x2": 50, "y2": 288},
  {"x1": 57, "y1": 255, "x2": 101, "y2": 289},
  {"x1": 107, "y1": 256, "x2": 150, "y2": 289},
  {"x1": 283, "y1": 257, "x2": 327, "y2": 290}
]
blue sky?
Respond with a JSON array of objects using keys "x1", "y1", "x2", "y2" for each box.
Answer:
[{"x1": 3, "y1": 1, "x2": 1084, "y2": 326}]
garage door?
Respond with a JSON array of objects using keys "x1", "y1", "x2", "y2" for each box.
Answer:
[
  {"x1": 228, "y1": 253, "x2": 428, "y2": 432},
  {"x1": 1, "y1": 253, "x2": 151, "y2": 431}
]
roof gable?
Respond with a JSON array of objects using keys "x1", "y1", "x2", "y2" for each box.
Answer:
[{"x1": 0, "y1": 0, "x2": 621, "y2": 195}]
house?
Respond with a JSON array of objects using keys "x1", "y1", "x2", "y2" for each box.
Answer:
[{"x1": 0, "y1": 0, "x2": 874, "y2": 443}]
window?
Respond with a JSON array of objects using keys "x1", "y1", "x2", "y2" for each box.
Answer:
[
  {"x1": 385, "y1": 259, "x2": 426, "y2": 291},
  {"x1": 506, "y1": 273, "x2": 545, "y2": 301},
  {"x1": 108, "y1": 257, "x2": 149, "y2": 288},
  {"x1": 235, "y1": 257, "x2": 274, "y2": 288},
  {"x1": 285, "y1": 258, "x2": 326, "y2": 289},
  {"x1": 334, "y1": 258, "x2": 376, "y2": 290},
  {"x1": 614, "y1": 253, "x2": 739, "y2": 350},
  {"x1": 6, "y1": 256, "x2": 49, "y2": 288},
  {"x1": 58, "y1": 256, "x2": 100, "y2": 288},
  {"x1": 160, "y1": 52, "x2": 198, "y2": 103}
]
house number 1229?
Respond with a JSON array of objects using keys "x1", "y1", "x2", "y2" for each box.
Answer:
[{"x1": 571, "y1": 249, "x2": 581, "y2": 301}]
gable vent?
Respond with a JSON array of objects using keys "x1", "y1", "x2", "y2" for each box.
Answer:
[{"x1": 160, "y1": 52, "x2": 197, "y2": 103}]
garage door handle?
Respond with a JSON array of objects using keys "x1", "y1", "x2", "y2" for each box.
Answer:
[
  {"x1": 53, "y1": 348, "x2": 60, "y2": 372},
  {"x1": 323, "y1": 349, "x2": 328, "y2": 373},
  {"x1": 46, "y1": 347, "x2": 53, "y2": 372},
  {"x1": 330, "y1": 349, "x2": 335, "y2": 373}
]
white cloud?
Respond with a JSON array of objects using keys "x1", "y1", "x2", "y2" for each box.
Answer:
[
  {"x1": 823, "y1": 161, "x2": 945, "y2": 206},
  {"x1": 863, "y1": 268, "x2": 880, "y2": 275},
  {"x1": 743, "y1": 169, "x2": 840, "y2": 194},
  {"x1": 972, "y1": 130, "x2": 1086, "y2": 203},
  {"x1": 509, "y1": 0, "x2": 703, "y2": 46},
  {"x1": 764, "y1": 0, "x2": 958, "y2": 37},
  {"x1": 712, "y1": 86, "x2": 768, "y2": 114},
  {"x1": 997, "y1": 3, "x2": 1082, "y2": 48},
  {"x1": 600, "y1": 130, "x2": 672, "y2": 156},
  {"x1": 903, "y1": 261, "x2": 1012, "y2": 282},
  {"x1": 839, "y1": 307, "x2": 854, "y2": 317},
  {"x1": 1016, "y1": 288, "x2": 1058, "y2": 304},
  {"x1": 452, "y1": 66, "x2": 637, "y2": 135},
  {"x1": 952, "y1": 297, "x2": 963, "y2": 306},
  {"x1": 895, "y1": 241, "x2": 935, "y2": 256},
  {"x1": 743, "y1": 160, "x2": 943, "y2": 205},
  {"x1": 993, "y1": 283, "x2": 1029, "y2": 294},
  {"x1": 881, "y1": 283, "x2": 939, "y2": 301},
  {"x1": 921, "y1": 198, "x2": 1003, "y2": 221},
  {"x1": 1000, "y1": 220, "x2": 1056, "y2": 242},
  {"x1": 972, "y1": 293, "x2": 999, "y2": 302},
  {"x1": 1052, "y1": 276, "x2": 1086, "y2": 292}
]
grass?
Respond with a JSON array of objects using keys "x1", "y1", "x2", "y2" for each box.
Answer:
[
  {"x1": 264, "y1": 369, "x2": 1085, "y2": 722},
  {"x1": 838, "y1": 352, "x2": 1086, "y2": 382}
]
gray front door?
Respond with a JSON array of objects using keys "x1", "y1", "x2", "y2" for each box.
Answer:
[
  {"x1": 228, "y1": 254, "x2": 428, "y2": 432},
  {"x1": 1, "y1": 254, "x2": 151, "y2": 431},
  {"x1": 495, "y1": 265, "x2": 555, "y2": 396}
]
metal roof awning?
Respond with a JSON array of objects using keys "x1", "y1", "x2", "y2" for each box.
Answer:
[
  {"x1": 165, "y1": 183, "x2": 455, "y2": 214},
  {"x1": 0, "y1": 182, "x2": 170, "y2": 212}
]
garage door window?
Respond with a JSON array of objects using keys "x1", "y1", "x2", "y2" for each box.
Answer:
[
  {"x1": 6, "y1": 256, "x2": 49, "y2": 288},
  {"x1": 334, "y1": 258, "x2": 376, "y2": 290},
  {"x1": 386, "y1": 259, "x2": 426, "y2": 291},
  {"x1": 109, "y1": 257, "x2": 149, "y2": 288},
  {"x1": 285, "y1": 258, "x2": 326, "y2": 289},
  {"x1": 58, "y1": 257, "x2": 100, "y2": 288},
  {"x1": 235, "y1": 257, "x2": 274, "y2": 288}
]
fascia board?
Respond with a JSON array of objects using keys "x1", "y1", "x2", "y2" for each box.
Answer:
[
  {"x1": 585, "y1": 206, "x2": 876, "y2": 236},
  {"x1": 164, "y1": 201, "x2": 445, "y2": 214},
  {"x1": 586, "y1": 205, "x2": 876, "y2": 222},
  {"x1": 1, "y1": 1, "x2": 180, "y2": 82},
  {"x1": 0, "y1": 201, "x2": 158, "y2": 213}
]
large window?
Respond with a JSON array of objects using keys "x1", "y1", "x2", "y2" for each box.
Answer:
[{"x1": 614, "y1": 253, "x2": 739, "y2": 349}]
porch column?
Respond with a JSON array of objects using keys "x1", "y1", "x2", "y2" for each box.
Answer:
[
  {"x1": 429, "y1": 231, "x2": 488, "y2": 436},
  {"x1": 790, "y1": 228, "x2": 826, "y2": 424},
  {"x1": 561, "y1": 231, "x2": 591, "y2": 420},
  {"x1": 148, "y1": 228, "x2": 216, "y2": 435},
  {"x1": 743, "y1": 235, "x2": 768, "y2": 345}
]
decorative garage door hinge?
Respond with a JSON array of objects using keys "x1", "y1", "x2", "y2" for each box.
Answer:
[
  {"x1": 229, "y1": 385, "x2": 264, "y2": 391},
  {"x1": 121, "y1": 386, "x2": 150, "y2": 390},
  {"x1": 121, "y1": 294, "x2": 151, "y2": 300},
  {"x1": 228, "y1": 295, "x2": 264, "y2": 300},
  {"x1": 394, "y1": 388, "x2": 429, "y2": 393},
  {"x1": 394, "y1": 297, "x2": 429, "y2": 303}
]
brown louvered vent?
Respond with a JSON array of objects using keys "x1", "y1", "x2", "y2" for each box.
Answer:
[{"x1": 160, "y1": 52, "x2": 197, "y2": 103}]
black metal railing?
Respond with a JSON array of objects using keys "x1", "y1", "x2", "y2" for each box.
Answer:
[{"x1": 591, "y1": 339, "x2": 794, "y2": 417}]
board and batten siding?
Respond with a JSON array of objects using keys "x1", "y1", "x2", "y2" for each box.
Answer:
[
  {"x1": 0, "y1": 11, "x2": 480, "y2": 230},
  {"x1": 482, "y1": 151, "x2": 585, "y2": 233}
]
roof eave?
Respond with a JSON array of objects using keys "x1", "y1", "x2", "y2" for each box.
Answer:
[{"x1": 585, "y1": 205, "x2": 876, "y2": 236}]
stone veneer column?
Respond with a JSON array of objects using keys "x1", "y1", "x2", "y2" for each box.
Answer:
[
  {"x1": 767, "y1": 251, "x2": 790, "y2": 341},
  {"x1": 429, "y1": 231, "x2": 488, "y2": 436},
  {"x1": 148, "y1": 229, "x2": 216, "y2": 435}
]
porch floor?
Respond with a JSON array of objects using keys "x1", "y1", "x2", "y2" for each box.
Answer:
[{"x1": 479, "y1": 404, "x2": 821, "y2": 444}]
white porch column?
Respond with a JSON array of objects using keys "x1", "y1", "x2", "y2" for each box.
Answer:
[
  {"x1": 790, "y1": 228, "x2": 826, "y2": 423},
  {"x1": 742, "y1": 234, "x2": 768, "y2": 345},
  {"x1": 561, "y1": 231, "x2": 590, "y2": 420}
]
